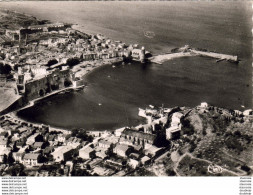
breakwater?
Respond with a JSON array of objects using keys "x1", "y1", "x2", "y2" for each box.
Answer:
[
  {"x1": 190, "y1": 49, "x2": 238, "y2": 62},
  {"x1": 150, "y1": 46, "x2": 239, "y2": 64},
  {"x1": 149, "y1": 52, "x2": 195, "y2": 64}
]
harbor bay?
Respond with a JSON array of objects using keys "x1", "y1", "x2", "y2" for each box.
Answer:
[
  {"x1": 17, "y1": 56, "x2": 251, "y2": 130},
  {"x1": 2, "y1": 1, "x2": 249, "y2": 130},
  {"x1": 0, "y1": 1, "x2": 252, "y2": 177}
]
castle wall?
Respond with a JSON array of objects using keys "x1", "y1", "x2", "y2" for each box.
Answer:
[{"x1": 24, "y1": 69, "x2": 73, "y2": 101}]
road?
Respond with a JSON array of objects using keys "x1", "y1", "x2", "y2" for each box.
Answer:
[{"x1": 173, "y1": 152, "x2": 241, "y2": 176}]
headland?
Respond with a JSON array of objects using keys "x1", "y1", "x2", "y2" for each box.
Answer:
[{"x1": 0, "y1": 8, "x2": 146, "y2": 115}]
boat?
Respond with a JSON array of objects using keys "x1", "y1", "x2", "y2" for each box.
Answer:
[
  {"x1": 98, "y1": 103, "x2": 102, "y2": 106},
  {"x1": 112, "y1": 65, "x2": 116, "y2": 68}
]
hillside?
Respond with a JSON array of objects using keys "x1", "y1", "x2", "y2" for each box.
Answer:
[
  {"x1": 134, "y1": 105, "x2": 253, "y2": 176},
  {"x1": 0, "y1": 9, "x2": 47, "y2": 30}
]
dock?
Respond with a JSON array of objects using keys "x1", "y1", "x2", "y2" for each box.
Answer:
[
  {"x1": 149, "y1": 48, "x2": 238, "y2": 64},
  {"x1": 149, "y1": 52, "x2": 195, "y2": 64},
  {"x1": 190, "y1": 49, "x2": 238, "y2": 62}
]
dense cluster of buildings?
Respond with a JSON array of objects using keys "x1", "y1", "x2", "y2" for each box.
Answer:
[
  {"x1": 0, "y1": 100, "x2": 187, "y2": 176},
  {"x1": 0, "y1": 20, "x2": 149, "y2": 113},
  {"x1": 0, "y1": 98, "x2": 252, "y2": 176},
  {"x1": 1, "y1": 22, "x2": 148, "y2": 69},
  {"x1": 0, "y1": 93, "x2": 202, "y2": 176},
  {"x1": 0, "y1": 111, "x2": 164, "y2": 176},
  {"x1": 1, "y1": 12, "x2": 251, "y2": 177}
]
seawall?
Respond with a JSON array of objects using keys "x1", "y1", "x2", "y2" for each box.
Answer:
[
  {"x1": 149, "y1": 52, "x2": 196, "y2": 64},
  {"x1": 149, "y1": 47, "x2": 238, "y2": 64},
  {"x1": 190, "y1": 49, "x2": 238, "y2": 62}
]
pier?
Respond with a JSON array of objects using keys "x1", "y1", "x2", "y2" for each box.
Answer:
[
  {"x1": 149, "y1": 52, "x2": 195, "y2": 64},
  {"x1": 149, "y1": 46, "x2": 238, "y2": 64},
  {"x1": 190, "y1": 49, "x2": 238, "y2": 62}
]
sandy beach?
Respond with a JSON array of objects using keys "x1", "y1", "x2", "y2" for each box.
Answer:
[
  {"x1": 7, "y1": 111, "x2": 71, "y2": 134},
  {"x1": 72, "y1": 57, "x2": 123, "y2": 79}
]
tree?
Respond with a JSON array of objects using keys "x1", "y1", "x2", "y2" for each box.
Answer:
[
  {"x1": 47, "y1": 59, "x2": 58, "y2": 66},
  {"x1": 58, "y1": 169, "x2": 64, "y2": 175},
  {"x1": 2, "y1": 154, "x2": 8, "y2": 164},
  {"x1": 4, "y1": 64, "x2": 12, "y2": 74},
  {"x1": 181, "y1": 119, "x2": 194, "y2": 135},
  {"x1": 35, "y1": 134, "x2": 44, "y2": 142},
  {"x1": 86, "y1": 164, "x2": 91, "y2": 170},
  {"x1": 234, "y1": 130, "x2": 241, "y2": 137},
  {"x1": 202, "y1": 129, "x2": 207, "y2": 136},
  {"x1": 38, "y1": 155, "x2": 48, "y2": 164},
  {"x1": 87, "y1": 135, "x2": 93, "y2": 143},
  {"x1": 0, "y1": 53, "x2": 5, "y2": 60},
  {"x1": 13, "y1": 64, "x2": 19, "y2": 71},
  {"x1": 7, "y1": 152, "x2": 15, "y2": 165},
  {"x1": 0, "y1": 63, "x2": 12, "y2": 74},
  {"x1": 64, "y1": 80, "x2": 72, "y2": 87},
  {"x1": 71, "y1": 129, "x2": 79, "y2": 137},
  {"x1": 225, "y1": 137, "x2": 243, "y2": 152},
  {"x1": 166, "y1": 169, "x2": 176, "y2": 176},
  {"x1": 6, "y1": 164, "x2": 26, "y2": 176},
  {"x1": 189, "y1": 143, "x2": 197, "y2": 153},
  {"x1": 106, "y1": 144, "x2": 114, "y2": 158},
  {"x1": 178, "y1": 149, "x2": 183, "y2": 156},
  {"x1": 66, "y1": 58, "x2": 80, "y2": 67},
  {"x1": 12, "y1": 142, "x2": 19, "y2": 152},
  {"x1": 241, "y1": 165, "x2": 251, "y2": 174},
  {"x1": 11, "y1": 169, "x2": 17, "y2": 176}
]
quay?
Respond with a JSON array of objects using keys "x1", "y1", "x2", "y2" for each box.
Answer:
[
  {"x1": 149, "y1": 46, "x2": 239, "y2": 64},
  {"x1": 190, "y1": 49, "x2": 238, "y2": 62},
  {"x1": 149, "y1": 52, "x2": 195, "y2": 64}
]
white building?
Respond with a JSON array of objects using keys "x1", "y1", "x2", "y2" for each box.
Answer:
[
  {"x1": 128, "y1": 159, "x2": 139, "y2": 169},
  {"x1": 98, "y1": 140, "x2": 111, "y2": 149},
  {"x1": 13, "y1": 152, "x2": 25, "y2": 163},
  {"x1": 26, "y1": 133, "x2": 40, "y2": 145},
  {"x1": 0, "y1": 138, "x2": 7, "y2": 149},
  {"x1": 23, "y1": 153, "x2": 40, "y2": 166},
  {"x1": 166, "y1": 126, "x2": 181, "y2": 140},
  {"x1": 114, "y1": 127, "x2": 125, "y2": 137},
  {"x1": 79, "y1": 146, "x2": 95, "y2": 159},
  {"x1": 243, "y1": 109, "x2": 253, "y2": 116},
  {"x1": 52, "y1": 146, "x2": 74, "y2": 162},
  {"x1": 200, "y1": 102, "x2": 208, "y2": 108},
  {"x1": 113, "y1": 144, "x2": 130, "y2": 158},
  {"x1": 141, "y1": 156, "x2": 150, "y2": 165},
  {"x1": 171, "y1": 112, "x2": 183, "y2": 127},
  {"x1": 30, "y1": 66, "x2": 47, "y2": 78},
  {"x1": 144, "y1": 145, "x2": 162, "y2": 157}
]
